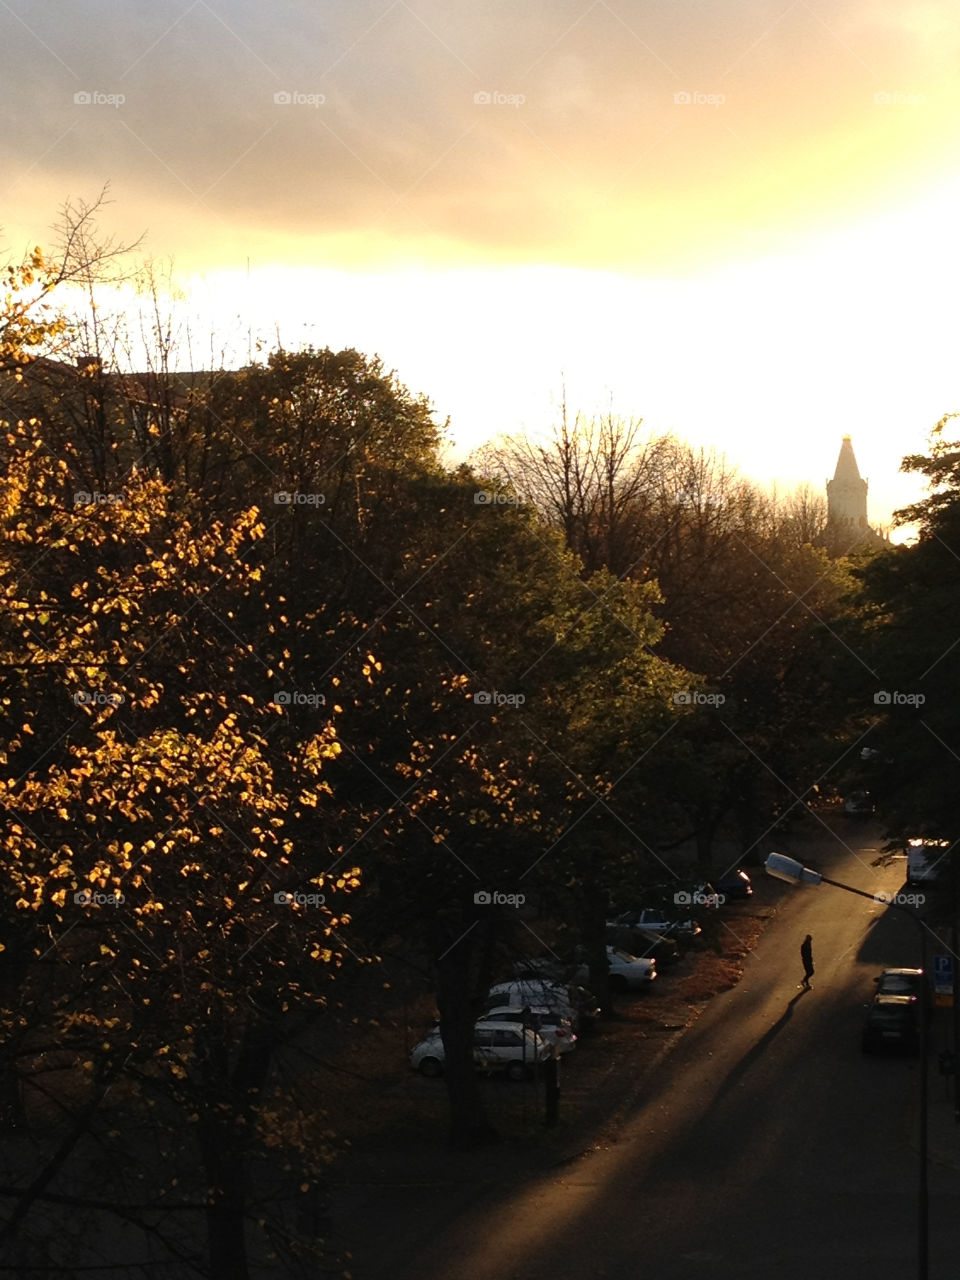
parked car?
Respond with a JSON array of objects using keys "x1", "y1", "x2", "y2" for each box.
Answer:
[
  {"x1": 410, "y1": 1020, "x2": 549, "y2": 1079},
  {"x1": 861, "y1": 995, "x2": 920, "y2": 1054},
  {"x1": 566, "y1": 983, "x2": 604, "y2": 1026},
  {"x1": 605, "y1": 922, "x2": 681, "y2": 965},
  {"x1": 875, "y1": 967, "x2": 925, "y2": 999},
  {"x1": 509, "y1": 964, "x2": 604, "y2": 1025},
  {"x1": 844, "y1": 790, "x2": 875, "y2": 817},
  {"x1": 712, "y1": 869, "x2": 753, "y2": 900},
  {"x1": 906, "y1": 838, "x2": 948, "y2": 886},
  {"x1": 483, "y1": 1005, "x2": 578, "y2": 1055},
  {"x1": 683, "y1": 882, "x2": 722, "y2": 909},
  {"x1": 485, "y1": 979, "x2": 579, "y2": 1027},
  {"x1": 574, "y1": 945, "x2": 656, "y2": 993},
  {"x1": 873, "y1": 967, "x2": 931, "y2": 1019},
  {"x1": 610, "y1": 908, "x2": 702, "y2": 939},
  {"x1": 473, "y1": 1023, "x2": 551, "y2": 1078}
]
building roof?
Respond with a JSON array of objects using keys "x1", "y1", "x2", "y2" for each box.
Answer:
[{"x1": 832, "y1": 435, "x2": 863, "y2": 485}]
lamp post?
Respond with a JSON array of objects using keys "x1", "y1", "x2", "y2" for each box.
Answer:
[{"x1": 764, "y1": 853, "x2": 929, "y2": 1280}]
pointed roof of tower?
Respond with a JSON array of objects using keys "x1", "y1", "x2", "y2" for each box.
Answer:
[{"x1": 832, "y1": 435, "x2": 863, "y2": 484}]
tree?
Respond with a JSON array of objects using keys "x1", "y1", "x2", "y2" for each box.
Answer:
[
  {"x1": 474, "y1": 412, "x2": 856, "y2": 863},
  {"x1": 0, "y1": 437, "x2": 357, "y2": 1274},
  {"x1": 850, "y1": 414, "x2": 960, "y2": 845}
]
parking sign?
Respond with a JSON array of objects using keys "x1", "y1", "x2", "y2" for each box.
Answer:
[{"x1": 934, "y1": 955, "x2": 954, "y2": 1007}]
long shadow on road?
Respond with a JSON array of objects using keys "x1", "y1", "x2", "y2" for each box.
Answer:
[{"x1": 709, "y1": 989, "x2": 809, "y2": 1107}]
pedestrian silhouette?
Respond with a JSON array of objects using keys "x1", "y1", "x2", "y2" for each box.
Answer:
[{"x1": 799, "y1": 934, "x2": 814, "y2": 989}]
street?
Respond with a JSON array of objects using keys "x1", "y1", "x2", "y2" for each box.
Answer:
[{"x1": 395, "y1": 820, "x2": 960, "y2": 1279}]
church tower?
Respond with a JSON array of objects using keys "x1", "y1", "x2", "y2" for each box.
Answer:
[
  {"x1": 826, "y1": 435, "x2": 868, "y2": 531},
  {"x1": 823, "y1": 435, "x2": 886, "y2": 554}
]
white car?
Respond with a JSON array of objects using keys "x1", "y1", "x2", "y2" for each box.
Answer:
[
  {"x1": 483, "y1": 1004, "x2": 578, "y2": 1055},
  {"x1": 485, "y1": 979, "x2": 579, "y2": 1025},
  {"x1": 574, "y1": 945, "x2": 657, "y2": 992},
  {"x1": 906, "y1": 838, "x2": 948, "y2": 886},
  {"x1": 410, "y1": 1020, "x2": 549, "y2": 1079},
  {"x1": 613, "y1": 908, "x2": 702, "y2": 939}
]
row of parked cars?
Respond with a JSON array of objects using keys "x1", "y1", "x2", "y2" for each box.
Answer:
[
  {"x1": 410, "y1": 867, "x2": 756, "y2": 1079},
  {"x1": 605, "y1": 868, "x2": 753, "y2": 958},
  {"x1": 410, "y1": 975, "x2": 602, "y2": 1078}
]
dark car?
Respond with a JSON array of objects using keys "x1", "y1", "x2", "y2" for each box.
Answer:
[
  {"x1": 844, "y1": 790, "x2": 875, "y2": 817},
  {"x1": 861, "y1": 995, "x2": 920, "y2": 1053},
  {"x1": 712, "y1": 869, "x2": 753, "y2": 900},
  {"x1": 874, "y1": 968, "x2": 931, "y2": 1019}
]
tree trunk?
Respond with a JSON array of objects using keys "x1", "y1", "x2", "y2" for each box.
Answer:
[
  {"x1": 582, "y1": 883, "x2": 611, "y2": 1016},
  {"x1": 736, "y1": 773, "x2": 763, "y2": 865},
  {"x1": 434, "y1": 914, "x2": 498, "y2": 1150},
  {"x1": 197, "y1": 1108, "x2": 251, "y2": 1280},
  {"x1": 195, "y1": 1021, "x2": 274, "y2": 1280},
  {"x1": 695, "y1": 818, "x2": 715, "y2": 866}
]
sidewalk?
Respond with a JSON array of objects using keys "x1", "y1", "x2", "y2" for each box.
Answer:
[
  {"x1": 927, "y1": 1080, "x2": 960, "y2": 1169},
  {"x1": 919, "y1": 1029, "x2": 960, "y2": 1171}
]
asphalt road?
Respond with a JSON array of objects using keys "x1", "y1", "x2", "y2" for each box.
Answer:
[{"x1": 405, "y1": 821, "x2": 960, "y2": 1280}]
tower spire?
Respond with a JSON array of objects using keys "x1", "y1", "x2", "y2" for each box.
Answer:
[{"x1": 826, "y1": 435, "x2": 868, "y2": 535}]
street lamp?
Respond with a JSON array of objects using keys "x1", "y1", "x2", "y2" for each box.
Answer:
[{"x1": 764, "y1": 853, "x2": 929, "y2": 1280}]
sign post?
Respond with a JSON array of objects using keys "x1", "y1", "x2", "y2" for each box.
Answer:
[{"x1": 933, "y1": 955, "x2": 954, "y2": 1008}]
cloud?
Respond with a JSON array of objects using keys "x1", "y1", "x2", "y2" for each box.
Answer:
[{"x1": 1, "y1": 0, "x2": 959, "y2": 273}]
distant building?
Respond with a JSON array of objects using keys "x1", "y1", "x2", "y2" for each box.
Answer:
[
  {"x1": 0, "y1": 354, "x2": 213, "y2": 485},
  {"x1": 824, "y1": 435, "x2": 887, "y2": 553}
]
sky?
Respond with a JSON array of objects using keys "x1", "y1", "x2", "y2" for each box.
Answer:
[{"x1": 3, "y1": 0, "x2": 960, "y2": 528}]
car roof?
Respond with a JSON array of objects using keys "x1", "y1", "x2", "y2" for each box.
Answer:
[
  {"x1": 607, "y1": 945, "x2": 650, "y2": 962},
  {"x1": 484, "y1": 1005, "x2": 567, "y2": 1018},
  {"x1": 490, "y1": 978, "x2": 565, "y2": 989},
  {"x1": 880, "y1": 968, "x2": 923, "y2": 977},
  {"x1": 474, "y1": 1019, "x2": 537, "y2": 1033},
  {"x1": 872, "y1": 994, "x2": 917, "y2": 1007}
]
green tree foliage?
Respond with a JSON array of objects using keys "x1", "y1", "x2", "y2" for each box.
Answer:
[
  {"x1": 851, "y1": 415, "x2": 960, "y2": 844},
  {"x1": 477, "y1": 414, "x2": 857, "y2": 863}
]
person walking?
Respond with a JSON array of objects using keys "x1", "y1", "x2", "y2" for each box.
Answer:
[{"x1": 799, "y1": 934, "x2": 814, "y2": 989}]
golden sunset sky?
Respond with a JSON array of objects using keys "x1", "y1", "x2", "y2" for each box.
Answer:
[{"x1": 3, "y1": 0, "x2": 960, "y2": 524}]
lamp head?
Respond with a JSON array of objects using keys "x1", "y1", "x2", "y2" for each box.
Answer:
[{"x1": 764, "y1": 852, "x2": 823, "y2": 886}]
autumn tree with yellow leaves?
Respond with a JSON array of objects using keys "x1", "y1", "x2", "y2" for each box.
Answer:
[{"x1": 0, "y1": 222, "x2": 363, "y2": 1272}]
